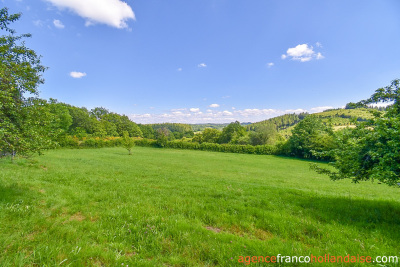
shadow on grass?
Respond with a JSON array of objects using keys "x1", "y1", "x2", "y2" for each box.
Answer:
[
  {"x1": 291, "y1": 193, "x2": 400, "y2": 241},
  {"x1": 0, "y1": 183, "x2": 28, "y2": 204}
]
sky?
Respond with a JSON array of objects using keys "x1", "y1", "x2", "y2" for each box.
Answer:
[{"x1": 3, "y1": 0, "x2": 400, "y2": 123}]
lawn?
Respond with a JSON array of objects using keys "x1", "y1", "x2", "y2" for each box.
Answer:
[{"x1": 0, "y1": 147, "x2": 399, "y2": 266}]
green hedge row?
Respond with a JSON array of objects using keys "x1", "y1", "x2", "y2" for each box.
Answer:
[
  {"x1": 163, "y1": 141, "x2": 279, "y2": 155},
  {"x1": 58, "y1": 136, "x2": 280, "y2": 155}
]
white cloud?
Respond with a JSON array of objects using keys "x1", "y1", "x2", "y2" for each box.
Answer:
[
  {"x1": 267, "y1": 62, "x2": 274, "y2": 68},
  {"x1": 316, "y1": 42, "x2": 322, "y2": 48},
  {"x1": 45, "y1": 0, "x2": 135, "y2": 29},
  {"x1": 129, "y1": 105, "x2": 336, "y2": 124},
  {"x1": 309, "y1": 106, "x2": 333, "y2": 113},
  {"x1": 209, "y1": 104, "x2": 220, "y2": 108},
  {"x1": 53, "y1": 19, "x2": 65, "y2": 29},
  {"x1": 69, "y1": 71, "x2": 87, "y2": 78},
  {"x1": 33, "y1": 20, "x2": 44, "y2": 27},
  {"x1": 189, "y1": 108, "x2": 200, "y2": 112},
  {"x1": 198, "y1": 63, "x2": 207, "y2": 68},
  {"x1": 316, "y1": 52, "x2": 324, "y2": 60},
  {"x1": 177, "y1": 68, "x2": 182, "y2": 71},
  {"x1": 281, "y1": 44, "x2": 324, "y2": 62}
]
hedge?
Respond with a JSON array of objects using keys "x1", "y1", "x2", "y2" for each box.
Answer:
[{"x1": 58, "y1": 136, "x2": 280, "y2": 155}]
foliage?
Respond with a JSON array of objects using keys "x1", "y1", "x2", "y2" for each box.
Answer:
[
  {"x1": 218, "y1": 121, "x2": 247, "y2": 144},
  {"x1": 150, "y1": 123, "x2": 194, "y2": 139},
  {"x1": 121, "y1": 131, "x2": 135, "y2": 155},
  {"x1": 155, "y1": 128, "x2": 169, "y2": 147},
  {"x1": 249, "y1": 124, "x2": 278, "y2": 145},
  {"x1": 192, "y1": 128, "x2": 221, "y2": 144},
  {"x1": 286, "y1": 116, "x2": 335, "y2": 159},
  {"x1": 248, "y1": 113, "x2": 307, "y2": 132},
  {"x1": 138, "y1": 124, "x2": 155, "y2": 139},
  {"x1": 313, "y1": 79, "x2": 400, "y2": 186},
  {"x1": 0, "y1": 8, "x2": 53, "y2": 157}
]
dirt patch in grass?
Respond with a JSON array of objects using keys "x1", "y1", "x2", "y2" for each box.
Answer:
[
  {"x1": 69, "y1": 212, "x2": 86, "y2": 222},
  {"x1": 205, "y1": 226, "x2": 222, "y2": 233},
  {"x1": 40, "y1": 165, "x2": 48, "y2": 171},
  {"x1": 254, "y1": 228, "x2": 274, "y2": 240}
]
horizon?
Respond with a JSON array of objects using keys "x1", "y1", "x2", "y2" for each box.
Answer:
[{"x1": 6, "y1": 0, "x2": 400, "y2": 123}]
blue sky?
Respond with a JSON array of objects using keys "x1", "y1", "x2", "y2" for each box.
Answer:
[{"x1": 4, "y1": 0, "x2": 400, "y2": 123}]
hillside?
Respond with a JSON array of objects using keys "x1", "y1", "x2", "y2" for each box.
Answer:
[{"x1": 247, "y1": 108, "x2": 378, "y2": 139}]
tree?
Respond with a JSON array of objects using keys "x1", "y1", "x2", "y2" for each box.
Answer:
[
  {"x1": 287, "y1": 116, "x2": 335, "y2": 159},
  {"x1": 219, "y1": 121, "x2": 246, "y2": 144},
  {"x1": 0, "y1": 8, "x2": 50, "y2": 158},
  {"x1": 155, "y1": 128, "x2": 169, "y2": 147},
  {"x1": 312, "y1": 79, "x2": 400, "y2": 186},
  {"x1": 249, "y1": 124, "x2": 277, "y2": 145},
  {"x1": 201, "y1": 128, "x2": 221, "y2": 143},
  {"x1": 122, "y1": 131, "x2": 135, "y2": 155},
  {"x1": 90, "y1": 107, "x2": 109, "y2": 120}
]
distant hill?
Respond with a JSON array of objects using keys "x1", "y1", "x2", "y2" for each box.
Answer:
[
  {"x1": 190, "y1": 122, "x2": 251, "y2": 132},
  {"x1": 247, "y1": 113, "x2": 308, "y2": 132},
  {"x1": 311, "y1": 108, "x2": 374, "y2": 125},
  {"x1": 247, "y1": 108, "x2": 378, "y2": 138}
]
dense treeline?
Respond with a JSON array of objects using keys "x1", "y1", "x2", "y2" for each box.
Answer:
[
  {"x1": 247, "y1": 113, "x2": 308, "y2": 131},
  {"x1": 47, "y1": 101, "x2": 143, "y2": 138},
  {"x1": 140, "y1": 123, "x2": 194, "y2": 139}
]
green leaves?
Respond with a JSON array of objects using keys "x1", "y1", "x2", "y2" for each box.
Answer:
[
  {"x1": 0, "y1": 7, "x2": 52, "y2": 158},
  {"x1": 313, "y1": 79, "x2": 400, "y2": 186}
]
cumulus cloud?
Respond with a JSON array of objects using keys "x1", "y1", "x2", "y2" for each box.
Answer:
[
  {"x1": 45, "y1": 0, "x2": 135, "y2": 29},
  {"x1": 267, "y1": 62, "x2": 274, "y2": 68},
  {"x1": 209, "y1": 104, "x2": 220, "y2": 108},
  {"x1": 198, "y1": 63, "x2": 207, "y2": 68},
  {"x1": 281, "y1": 44, "x2": 324, "y2": 62},
  {"x1": 70, "y1": 71, "x2": 87, "y2": 78},
  {"x1": 189, "y1": 108, "x2": 200, "y2": 112},
  {"x1": 53, "y1": 19, "x2": 65, "y2": 29},
  {"x1": 129, "y1": 106, "x2": 335, "y2": 124}
]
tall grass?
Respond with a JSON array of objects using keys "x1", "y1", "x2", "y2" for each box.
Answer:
[{"x1": 0, "y1": 147, "x2": 399, "y2": 266}]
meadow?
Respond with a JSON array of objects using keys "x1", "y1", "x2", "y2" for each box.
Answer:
[{"x1": 0, "y1": 147, "x2": 399, "y2": 266}]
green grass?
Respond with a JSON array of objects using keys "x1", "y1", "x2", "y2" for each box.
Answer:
[{"x1": 0, "y1": 147, "x2": 399, "y2": 266}]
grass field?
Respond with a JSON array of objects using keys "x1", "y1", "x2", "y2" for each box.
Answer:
[{"x1": 0, "y1": 147, "x2": 399, "y2": 266}]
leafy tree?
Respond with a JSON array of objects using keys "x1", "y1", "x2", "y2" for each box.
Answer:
[
  {"x1": 103, "y1": 113, "x2": 142, "y2": 137},
  {"x1": 312, "y1": 79, "x2": 400, "y2": 186},
  {"x1": 155, "y1": 128, "x2": 169, "y2": 147},
  {"x1": 90, "y1": 107, "x2": 110, "y2": 120},
  {"x1": 122, "y1": 131, "x2": 135, "y2": 155},
  {"x1": 249, "y1": 124, "x2": 277, "y2": 145},
  {"x1": 0, "y1": 8, "x2": 51, "y2": 158},
  {"x1": 201, "y1": 128, "x2": 221, "y2": 143},
  {"x1": 138, "y1": 124, "x2": 155, "y2": 139},
  {"x1": 219, "y1": 121, "x2": 246, "y2": 144},
  {"x1": 287, "y1": 116, "x2": 335, "y2": 159}
]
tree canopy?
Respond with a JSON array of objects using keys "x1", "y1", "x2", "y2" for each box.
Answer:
[
  {"x1": 312, "y1": 79, "x2": 400, "y2": 186},
  {"x1": 0, "y1": 8, "x2": 52, "y2": 157}
]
